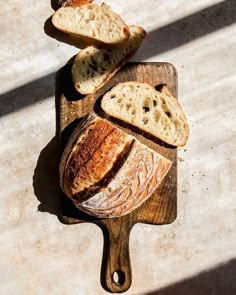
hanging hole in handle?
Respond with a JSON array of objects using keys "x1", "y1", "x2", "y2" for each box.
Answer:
[{"x1": 112, "y1": 270, "x2": 125, "y2": 286}]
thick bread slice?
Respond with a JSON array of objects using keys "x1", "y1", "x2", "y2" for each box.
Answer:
[
  {"x1": 72, "y1": 26, "x2": 146, "y2": 95},
  {"x1": 59, "y1": 113, "x2": 172, "y2": 218},
  {"x1": 59, "y1": 113, "x2": 133, "y2": 199},
  {"x1": 52, "y1": 3, "x2": 130, "y2": 45},
  {"x1": 56, "y1": 0, "x2": 93, "y2": 7},
  {"x1": 101, "y1": 82, "x2": 189, "y2": 146}
]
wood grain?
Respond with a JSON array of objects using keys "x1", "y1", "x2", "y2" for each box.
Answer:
[{"x1": 58, "y1": 62, "x2": 177, "y2": 293}]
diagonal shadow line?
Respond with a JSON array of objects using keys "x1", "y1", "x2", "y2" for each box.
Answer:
[
  {"x1": 0, "y1": 0, "x2": 235, "y2": 117},
  {"x1": 0, "y1": 72, "x2": 56, "y2": 117},
  {"x1": 145, "y1": 258, "x2": 236, "y2": 295},
  {"x1": 137, "y1": 0, "x2": 236, "y2": 60}
]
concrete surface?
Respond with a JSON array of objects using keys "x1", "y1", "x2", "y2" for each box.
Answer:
[{"x1": 0, "y1": 0, "x2": 236, "y2": 294}]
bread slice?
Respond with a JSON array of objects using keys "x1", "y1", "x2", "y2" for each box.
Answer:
[
  {"x1": 72, "y1": 26, "x2": 146, "y2": 94},
  {"x1": 101, "y1": 82, "x2": 189, "y2": 146},
  {"x1": 52, "y1": 3, "x2": 130, "y2": 45},
  {"x1": 56, "y1": 0, "x2": 93, "y2": 7},
  {"x1": 59, "y1": 113, "x2": 172, "y2": 218}
]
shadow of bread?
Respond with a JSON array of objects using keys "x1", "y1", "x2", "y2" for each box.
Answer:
[
  {"x1": 33, "y1": 137, "x2": 61, "y2": 217},
  {"x1": 50, "y1": 0, "x2": 60, "y2": 11},
  {"x1": 32, "y1": 124, "x2": 98, "y2": 222},
  {"x1": 58, "y1": 63, "x2": 86, "y2": 102},
  {"x1": 59, "y1": 192, "x2": 98, "y2": 223}
]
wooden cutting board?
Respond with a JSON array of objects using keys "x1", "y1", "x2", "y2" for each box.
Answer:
[{"x1": 58, "y1": 62, "x2": 177, "y2": 293}]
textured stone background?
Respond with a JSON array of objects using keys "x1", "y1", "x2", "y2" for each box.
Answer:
[{"x1": 0, "y1": 0, "x2": 236, "y2": 294}]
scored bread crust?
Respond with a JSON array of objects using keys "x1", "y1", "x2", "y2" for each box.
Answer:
[
  {"x1": 75, "y1": 140, "x2": 172, "y2": 218},
  {"x1": 101, "y1": 81, "x2": 189, "y2": 146},
  {"x1": 59, "y1": 113, "x2": 133, "y2": 199},
  {"x1": 52, "y1": 3, "x2": 130, "y2": 45},
  {"x1": 72, "y1": 26, "x2": 146, "y2": 95},
  {"x1": 59, "y1": 113, "x2": 172, "y2": 218}
]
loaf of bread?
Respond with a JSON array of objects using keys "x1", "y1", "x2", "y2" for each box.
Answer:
[
  {"x1": 101, "y1": 82, "x2": 189, "y2": 146},
  {"x1": 59, "y1": 113, "x2": 172, "y2": 218},
  {"x1": 72, "y1": 26, "x2": 146, "y2": 94},
  {"x1": 56, "y1": 0, "x2": 93, "y2": 7},
  {"x1": 52, "y1": 3, "x2": 130, "y2": 45}
]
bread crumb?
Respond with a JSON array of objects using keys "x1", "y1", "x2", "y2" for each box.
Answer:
[{"x1": 178, "y1": 157, "x2": 184, "y2": 162}]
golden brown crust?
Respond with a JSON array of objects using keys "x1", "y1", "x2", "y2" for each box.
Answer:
[
  {"x1": 69, "y1": 128, "x2": 131, "y2": 196},
  {"x1": 56, "y1": 0, "x2": 93, "y2": 7},
  {"x1": 64, "y1": 119, "x2": 114, "y2": 184},
  {"x1": 60, "y1": 113, "x2": 132, "y2": 199},
  {"x1": 59, "y1": 113, "x2": 94, "y2": 192}
]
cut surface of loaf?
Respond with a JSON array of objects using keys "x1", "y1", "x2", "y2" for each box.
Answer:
[
  {"x1": 59, "y1": 113, "x2": 172, "y2": 218},
  {"x1": 72, "y1": 26, "x2": 146, "y2": 94},
  {"x1": 101, "y1": 82, "x2": 189, "y2": 146},
  {"x1": 52, "y1": 3, "x2": 130, "y2": 45}
]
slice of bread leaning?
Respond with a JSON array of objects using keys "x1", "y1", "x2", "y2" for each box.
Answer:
[
  {"x1": 59, "y1": 113, "x2": 172, "y2": 218},
  {"x1": 101, "y1": 82, "x2": 189, "y2": 146},
  {"x1": 52, "y1": 3, "x2": 130, "y2": 45},
  {"x1": 72, "y1": 26, "x2": 146, "y2": 94}
]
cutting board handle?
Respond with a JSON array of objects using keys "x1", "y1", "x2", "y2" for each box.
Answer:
[{"x1": 99, "y1": 219, "x2": 133, "y2": 293}]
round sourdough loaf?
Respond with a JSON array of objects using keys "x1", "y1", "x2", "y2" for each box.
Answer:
[{"x1": 59, "y1": 113, "x2": 172, "y2": 218}]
